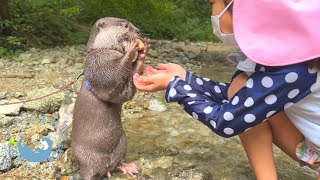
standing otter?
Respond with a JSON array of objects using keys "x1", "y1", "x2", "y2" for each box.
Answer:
[{"x1": 71, "y1": 17, "x2": 147, "y2": 179}]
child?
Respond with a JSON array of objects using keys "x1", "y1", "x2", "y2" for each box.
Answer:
[{"x1": 133, "y1": 0, "x2": 320, "y2": 179}]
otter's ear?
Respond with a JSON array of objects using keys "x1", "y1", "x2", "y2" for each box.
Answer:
[{"x1": 97, "y1": 22, "x2": 104, "y2": 29}]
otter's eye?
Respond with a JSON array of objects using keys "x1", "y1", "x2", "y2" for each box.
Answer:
[{"x1": 124, "y1": 24, "x2": 129, "y2": 28}]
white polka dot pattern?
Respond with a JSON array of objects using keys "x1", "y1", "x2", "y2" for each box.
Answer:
[
  {"x1": 192, "y1": 112, "x2": 198, "y2": 119},
  {"x1": 246, "y1": 78, "x2": 254, "y2": 88},
  {"x1": 261, "y1": 76, "x2": 273, "y2": 88},
  {"x1": 204, "y1": 106, "x2": 213, "y2": 114},
  {"x1": 205, "y1": 92, "x2": 211, "y2": 96},
  {"x1": 223, "y1": 112, "x2": 234, "y2": 121},
  {"x1": 169, "y1": 88, "x2": 177, "y2": 97},
  {"x1": 187, "y1": 93, "x2": 196, "y2": 98},
  {"x1": 203, "y1": 77, "x2": 210, "y2": 81},
  {"x1": 196, "y1": 78, "x2": 203, "y2": 85},
  {"x1": 210, "y1": 120, "x2": 216, "y2": 129},
  {"x1": 224, "y1": 128, "x2": 234, "y2": 135},
  {"x1": 265, "y1": 95, "x2": 277, "y2": 105},
  {"x1": 244, "y1": 114, "x2": 256, "y2": 123},
  {"x1": 231, "y1": 96, "x2": 239, "y2": 105},
  {"x1": 285, "y1": 72, "x2": 298, "y2": 83},
  {"x1": 266, "y1": 111, "x2": 276, "y2": 118},
  {"x1": 244, "y1": 97, "x2": 254, "y2": 107},
  {"x1": 184, "y1": 85, "x2": 192, "y2": 91},
  {"x1": 214, "y1": 86, "x2": 221, "y2": 93},
  {"x1": 188, "y1": 101, "x2": 195, "y2": 105},
  {"x1": 288, "y1": 89, "x2": 300, "y2": 99}
]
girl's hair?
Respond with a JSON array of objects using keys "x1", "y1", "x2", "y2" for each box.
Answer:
[{"x1": 309, "y1": 58, "x2": 320, "y2": 70}]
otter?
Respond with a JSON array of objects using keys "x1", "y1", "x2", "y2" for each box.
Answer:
[{"x1": 71, "y1": 17, "x2": 147, "y2": 180}]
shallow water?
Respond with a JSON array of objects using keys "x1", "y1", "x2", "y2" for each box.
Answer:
[{"x1": 121, "y1": 63, "x2": 317, "y2": 180}]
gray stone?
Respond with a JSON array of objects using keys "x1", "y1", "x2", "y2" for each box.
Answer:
[
  {"x1": 22, "y1": 86, "x2": 68, "y2": 113},
  {"x1": 47, "y1": 132, "x2": 70, "y2": 150},
  {"x1": 0, "y1": 103, "x2": 22, "y2": 116},
  {"x1": 170, "y1": 168, "x2": 212, "y2": 180},
  {"x1": 197, "y1": 51, "x2": 230, "y2": 64},
  {"x1": 0, "y1": 115, "x2": 16, "y2": 127},
  {"x1": 185, "y1": 52, "x2": 198, "y2": 60},
  {"x1": 148, "y1": 99, "x2": 167, "y2": 112},
  {"x1": 0, "y1": 91, "x2": 8, "y2": 100},
  {"x1": 0, "y1": 143, "x2": 12, "y2": 171},
  {"x1": 41, "y1": 58, "x2": 52, "y2": 65},
  {"x1": 148, "y1": 49, "x2": 159, "y2": 58},
  {"x1": 56, "y1": 103, "x2": 74, "y2": 136}
]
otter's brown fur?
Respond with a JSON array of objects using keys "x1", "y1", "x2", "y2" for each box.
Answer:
[{"x1": 71, "y1": 17, "x2": 144, "y2": 180}]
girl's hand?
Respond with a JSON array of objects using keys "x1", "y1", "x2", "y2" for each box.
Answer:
[
  {"x1": 133, "y1": 73, "x2": 174, "y2": 92},
  {"x1": 145, "y1": 63, "x2": 187, "y2": 80}
]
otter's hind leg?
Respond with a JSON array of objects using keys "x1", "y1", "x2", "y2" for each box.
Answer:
[
  {"x1": 108, "y1": 132, "x2": 140, "y2": 176},
  {"x1": 79, "y1": 165, "x2": 101, "y2": 180}
]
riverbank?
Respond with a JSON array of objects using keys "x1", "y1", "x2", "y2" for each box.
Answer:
[{"x1": 0, "y1": 40, "x2": 317, "y2": 179}]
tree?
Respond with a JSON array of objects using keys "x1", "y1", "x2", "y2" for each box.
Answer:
[{"x1": 0, "y1": 0, "x2": 11, "y2": 35}]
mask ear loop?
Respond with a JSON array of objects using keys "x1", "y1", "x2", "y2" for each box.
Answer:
[{"x1": 217, "y1": 0, "x2": 235, "y2": 18}]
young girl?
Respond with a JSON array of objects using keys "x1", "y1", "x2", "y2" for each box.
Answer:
[{"x1": 133, "y1": 0, "x2": 320, "y2": 179}]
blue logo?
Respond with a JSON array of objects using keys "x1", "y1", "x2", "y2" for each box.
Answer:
[
  {"x1": 2, "y1": 113, "x2": 65, "y2": 163},
  {"x1": 17, "y1": 137, "x2": 53, "y2": 163}
]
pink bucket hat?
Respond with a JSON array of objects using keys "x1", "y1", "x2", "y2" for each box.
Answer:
[{"x1": 233, "y1": 0, "x2": 320, "y2": 66}]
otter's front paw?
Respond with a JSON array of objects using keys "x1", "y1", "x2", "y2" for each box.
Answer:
[
  {"x1": 138, "y1": 38, "x2": 150, "y2": 61},
  {"x1": 126, "y1": 41, "x2": 138, "y2": 62}
]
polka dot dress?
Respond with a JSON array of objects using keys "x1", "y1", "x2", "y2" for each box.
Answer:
[{"x1": 165, "y1": 61, "x2": 317, "y2": 138}]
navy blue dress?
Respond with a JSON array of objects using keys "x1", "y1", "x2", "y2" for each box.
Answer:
[{"x1": 165, "y1": 61, "x2": 317, "y2": 138}]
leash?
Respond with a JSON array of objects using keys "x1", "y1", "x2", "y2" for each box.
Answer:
[{"x1": 0, "y1": 70, "x2": 84, "y2": 106}]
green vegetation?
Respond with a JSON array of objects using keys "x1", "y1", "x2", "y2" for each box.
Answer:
[{"x1": 0, "y1": 0, "x2": 219, "y2": 58}]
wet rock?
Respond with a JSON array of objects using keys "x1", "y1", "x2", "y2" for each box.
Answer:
[
  {"x1": 8, "y1": 146, "x2": 20, "y2": 159},
  {"x1": 56, "y1": 148, "x2": 79, "y2": 175},
  {"x1": 0, "y1": 61, "x2": 4, "y2": 68},
  {"x1": 13, "y1": 92, "x2": 25, "y2": 99},
  {"x1": 0, "y1": 103, "x2": 22, "y2": 116},
  {"x1": 18, "y1": 53, "x2": 32, "y2": 61},
  {"x1": 47, "y1": 132, "x2": 70, "y2": 150},
  {"x1": 182, "y1": 46, "x2": 201, "y2": 54},
  {"x1": 0, "y1": 91, "x2": 8, "y2": 100},
  {"x1": 0, "y1": 143, "x2": 12, "y2": 171},
  {"x1": 147, "y1": 99, "x2": 167, "y2": 112},
  {"x1": 41, "y1": 58, "x2": 52, "y2": 65},
  {"x1": 56, "y1": 103, "x2": 74, "y2": 136},
  {"x1": 152, "y1": 156, "x2": 174, "y2": 169},
  {"x1": 184, "y1": 52, "x2": 198, "y2": 60},
  {"x1": 0, "y1": 115, "x2": 16, "y2": 127},
  {"x1": 197, "y1": 51, "x2": 229, "y2": 64},
  {"x1": 147, "y1": 49, "x2": 159, "y2": 58},
  {"x1": 22, "y1": 86, "x2": 68, "y2": 113},
  {"x1": 170, "y1": 168, "x2": 212, "y2": 180}
]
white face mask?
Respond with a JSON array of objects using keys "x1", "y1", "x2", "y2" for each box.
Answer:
[{"x1": 211, "y1": 0, "x2": 237, "y2": 46}]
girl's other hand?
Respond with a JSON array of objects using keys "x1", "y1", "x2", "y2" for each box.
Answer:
[
  {"x1": 133, "y1": 73, "x2": 174, "y2": 92},
  {"x1": 144, "y1": 63, "x2": 187, "y2": 80}
]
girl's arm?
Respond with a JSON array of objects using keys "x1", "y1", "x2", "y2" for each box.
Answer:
[{"x1": 166, "y1": 62, "x2": 317, "y2": 138}]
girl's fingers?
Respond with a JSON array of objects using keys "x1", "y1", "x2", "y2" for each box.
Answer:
[
  {"x1": 134, "y1": 73, "x2": 154, "y2": 86},
  {"x1": 136, "y1": 75, "x2": 155, "y2": 84},
  {"x1": 157, "y1": 64, "x2": 168, "y2": 70}
]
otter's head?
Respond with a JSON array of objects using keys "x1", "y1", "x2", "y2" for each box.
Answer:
[{"x1": 86, "y1": 17, "x2": 140, "y2": 53}]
